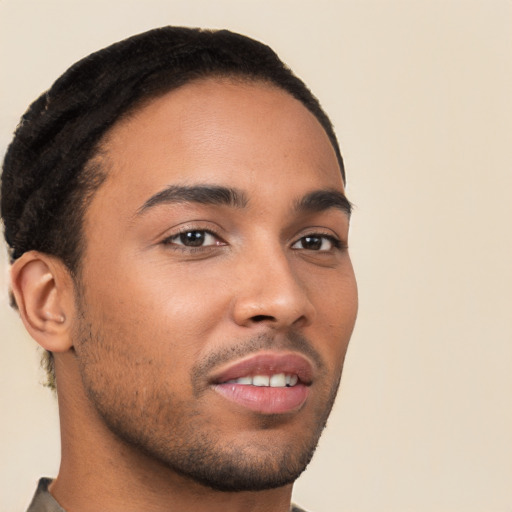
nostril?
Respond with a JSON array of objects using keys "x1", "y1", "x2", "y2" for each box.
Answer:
[{"x1": 250, "y1": 314, "x2": 275, "y2": 323}]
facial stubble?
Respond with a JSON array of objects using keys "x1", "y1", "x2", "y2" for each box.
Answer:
[{"x1": 72, "y1": 307, "x2": 345, "y2": 492}]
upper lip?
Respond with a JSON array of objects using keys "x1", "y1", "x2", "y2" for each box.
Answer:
[{"x1": 210, "y1": 352, "x2": 314, "y2": 385}]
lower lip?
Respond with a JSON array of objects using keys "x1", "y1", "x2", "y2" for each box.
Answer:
[{"x1": 212, "y1": 383, "x2": 309, "y2": 414}]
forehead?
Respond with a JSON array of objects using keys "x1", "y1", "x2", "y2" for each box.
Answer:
[{"x1": 91, "y1": 78, "x2": 344, "y2": 216}]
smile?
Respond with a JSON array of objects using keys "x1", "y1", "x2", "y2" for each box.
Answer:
[
  {"x1": 225, "y1": 373, "x2": 299, "y2": 387},
  {"x1": 210, "y1": 352, "x2": 313, "y2": 414}
]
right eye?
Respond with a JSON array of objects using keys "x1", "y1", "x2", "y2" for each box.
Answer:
[{"x1": 162, "y1": 229, "x2": 225, "y2": 249}]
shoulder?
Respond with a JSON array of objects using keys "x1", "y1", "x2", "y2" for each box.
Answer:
[{"x1": 26, "y1": 478, "x2": 66, "y2": 512}]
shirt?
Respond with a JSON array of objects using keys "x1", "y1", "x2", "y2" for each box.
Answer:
[{"x1": 26, "y1": 478, "x2": 309, "y2": 512}]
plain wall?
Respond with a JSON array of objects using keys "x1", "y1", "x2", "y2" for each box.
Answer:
[{"x1": 1, "y1": 1, "x2": 511, "y2": 511}]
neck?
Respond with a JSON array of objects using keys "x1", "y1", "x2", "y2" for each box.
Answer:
[{"x1": 51, "y1": 353, "x2": 294, "y2": 512}]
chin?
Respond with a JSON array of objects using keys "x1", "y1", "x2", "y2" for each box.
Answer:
[
  {"x1": 163, "y1": 435, "x2": 320, "y2": 492},
  {"x1": 108, "y1": 408, "x2": 325, "y2": 493}
]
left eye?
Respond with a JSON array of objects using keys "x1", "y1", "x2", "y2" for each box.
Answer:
[
  {"x1": 167, "y1": 230, "x2": 220, "y2": 247},
  {"x1": 291, "y1": 235, "x2": 338, "y2": 251}
]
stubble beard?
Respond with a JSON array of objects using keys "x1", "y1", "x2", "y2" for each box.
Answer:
[{"x1": 73, "y1": 310, "x2": 344, "y2": 493}]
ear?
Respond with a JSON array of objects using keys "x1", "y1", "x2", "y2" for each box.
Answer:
[{"x1": 10, "y1": 251, "x2": 76, "y2": 352}]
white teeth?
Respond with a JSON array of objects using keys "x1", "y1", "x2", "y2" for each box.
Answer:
[
  {"x1": 269, "y1": 373, "x2": 286, "y2": 387},
  {"x1": 227, "y1": 373, "x2": 299, "y2": 387},
  {"x1": 235, "y1": 376, "x2": 252, "y2": 385},
  {"x1": 252, "y1": 375, "x2": 270, "y2": 386}
]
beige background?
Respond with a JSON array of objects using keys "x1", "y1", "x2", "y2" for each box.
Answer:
[{"x1": 1, "y1": 1, "x2": 511, "y2": 511}]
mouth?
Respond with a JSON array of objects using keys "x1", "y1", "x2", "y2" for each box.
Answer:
[
  {"x1": 224, "y1": 373, "x2": 299, "y2": 387},
  {"x1": 210, "y1": 352, "x2": 313, "y2": 415}
]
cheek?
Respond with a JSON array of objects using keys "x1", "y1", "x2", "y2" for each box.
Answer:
[
  {"x1": 307, "y1": 260, "x2": 358, "y2": 324},
  {"x1": 88, "y1": 249, "x2": 223, "y2": 313},
  {"x1": 79, "y1": 259, "x2": 231, "y2": 368},
  {"x1": 305, "y1": 265, "x2": 358, "y2": 364}
]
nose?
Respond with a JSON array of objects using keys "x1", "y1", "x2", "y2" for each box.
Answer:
[{"x1": 231, "y1": 245, "x2": 316, "y2": 330}]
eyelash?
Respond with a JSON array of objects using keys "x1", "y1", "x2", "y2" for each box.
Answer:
[
  {"x1": 162, "y1": 228, "x2": 344, "y2": 253},
  {"x1": 162, "y1": 228, "x2": 225, "y2": 252},
  {"x1": 291, "y1": 233, "x2": 343, "y2": 251}
]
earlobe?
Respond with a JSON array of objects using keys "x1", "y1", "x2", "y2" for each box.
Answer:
[{"x1": 10, "y1": 251, "x2": 75, "y2": 352}]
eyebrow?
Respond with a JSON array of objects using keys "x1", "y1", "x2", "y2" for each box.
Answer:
[
  {"x1": 136, "y1": 184, "x2": 352, "y2": 218},
  {"x1": 294, "y1": 189, "x2": 353, "y2": 217},
  {"x1": 136, "y1": 185, "x2": 248, "y2": 215}
]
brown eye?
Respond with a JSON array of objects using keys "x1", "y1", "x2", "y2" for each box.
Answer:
[
  {"x1": 179, "y1": 231, "x2": 207, "y2": 247},
  {"x1": 301, "y1": 236, "x2": 323, "y2": 250},
  {"x1": 166, "y1": 230, "x2": 220, "y2": 247},
  {"x1": 292, "y1": 235, "x2": 339, "y2": 251}
]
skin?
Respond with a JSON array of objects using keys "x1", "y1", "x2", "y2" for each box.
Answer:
[{"x1": 12, "y1": 78, "x2": 358, "y2": 512}]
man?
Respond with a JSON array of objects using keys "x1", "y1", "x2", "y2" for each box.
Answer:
[{"x1": 1, "y1": 27, "x2": 358, "y2": 512}]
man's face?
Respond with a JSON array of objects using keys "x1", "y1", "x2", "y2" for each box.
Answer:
[{"x1": 72, "y1": 78, "x2": 358, "y2": 491}]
